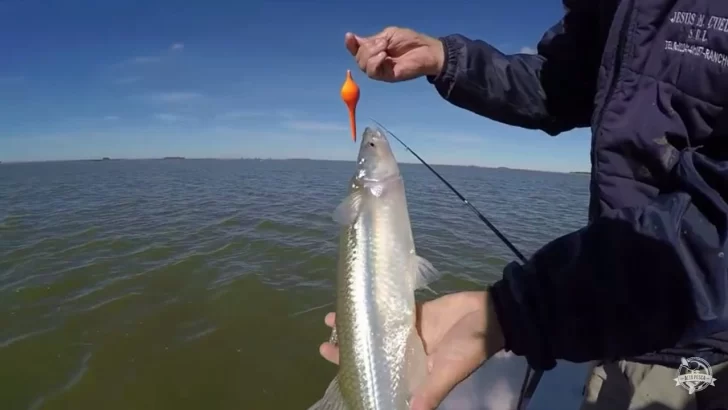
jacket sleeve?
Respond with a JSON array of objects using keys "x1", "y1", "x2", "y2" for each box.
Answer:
[
  {"x1": 427, "y1": 1, "x2": 600, "y2": 136},
  {"x1": 489, "y1": 147, "x2": 728, "y2": 370}
]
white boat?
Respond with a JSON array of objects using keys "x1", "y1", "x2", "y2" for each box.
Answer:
[{"x1": 438, "y1": 350, "x2": 591, "y2": 410}]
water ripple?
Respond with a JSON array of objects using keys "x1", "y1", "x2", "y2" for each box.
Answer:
[{"x1": 0, "y1": 159, "x2": 589, "y2": 410}]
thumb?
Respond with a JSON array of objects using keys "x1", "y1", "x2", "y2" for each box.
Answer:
[{"x1": 344, "y1": 32, "x2": 359, "y2": 55}]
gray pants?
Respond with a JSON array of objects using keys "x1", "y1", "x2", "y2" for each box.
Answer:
[{"x1": 579, "y1": 360, "x2": 728, "y2": 410}]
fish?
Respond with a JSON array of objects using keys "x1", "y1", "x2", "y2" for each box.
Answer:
[{"x1": 307, "y1": 126, "x2": 443, "y2": 410}]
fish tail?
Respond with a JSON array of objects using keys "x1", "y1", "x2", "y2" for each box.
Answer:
[{"x1": 307, "y1": 375, "x2": 348, "y2": 410}]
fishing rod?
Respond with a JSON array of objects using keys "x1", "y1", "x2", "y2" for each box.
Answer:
[{"x1": 370, "y1": 119, "x2": 542, "y2": 410}]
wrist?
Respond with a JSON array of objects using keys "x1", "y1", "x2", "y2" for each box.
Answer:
[
  {"x1": 424, "y1": 36, "x2": 446, "y2": 77},
  {"x1": 459, "y1": 291, "x2": 505, "y2": 357},
  {"x1": 484, "y1": 290, "x2": 505, "y2": 356}
]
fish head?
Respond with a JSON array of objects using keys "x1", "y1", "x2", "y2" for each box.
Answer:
[{"x1": 355, "y1": 126, "x2": 400, "y2": 182}]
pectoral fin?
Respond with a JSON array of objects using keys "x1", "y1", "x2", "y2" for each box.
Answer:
[
  {"x1": 332, "y1": 191, "x2": 363, "y2": 226},
  {"x1": 414, "y1": 254, "x2": 443, "y2": 294}
]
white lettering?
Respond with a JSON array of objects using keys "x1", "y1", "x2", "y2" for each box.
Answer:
[
  {"x1": 719, "y1": 17, "x2": 728, "y2": 32},
  {"x1": 670, "y1": 12, "x2": 728, "y2": 33},
  {"x1": 706, "y1": 16, "x2": 728, "y2": 32},
  {"x1": 670, "y1": 11, "x2": 698, "y2": 25},
  {"x1": 708, "y1": 16, "x2": 718, "y2": 29},
  {"x1": 688, "y1": 28, "x2": 709, "y2": 42},
  {"x1": 665, "y1": 40, "x2": 728, "y2": 67},
  {"x1": 704, "y1": 48, "x2": 728, "y2": 66},
  {"x1": 666, "y1": 11, "x2": 728, "y2": 66}
]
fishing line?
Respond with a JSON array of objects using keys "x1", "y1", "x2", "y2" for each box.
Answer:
[
  {"x1": 369, "y1": 118, "x2": 542, "y2": 410},
  {"x1": 288, "y1": 302, "x2": 334, "y2": 318}
]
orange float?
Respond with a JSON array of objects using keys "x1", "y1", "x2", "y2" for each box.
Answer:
[{"x1": 340, "y1": 70, "x2": 360, "y2": 142}]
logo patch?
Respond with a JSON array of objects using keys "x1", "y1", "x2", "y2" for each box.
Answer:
[{"x1": 665, "y1": 11, "x2": 728, "y2": 68}]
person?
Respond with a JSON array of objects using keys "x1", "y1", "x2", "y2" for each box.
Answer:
[{"x1": 318, "y1": 2, "x2": 728, "y2": 410}]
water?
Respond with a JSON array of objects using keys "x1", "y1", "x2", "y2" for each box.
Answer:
[{"x1": 0, "y1": 159, "x2": 590, "y2": 410}]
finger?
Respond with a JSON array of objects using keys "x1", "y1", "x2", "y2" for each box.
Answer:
[
  {"x1": 325, "y1": 312, "x2": 336, "y2": 328},
  {"x1": 319, "y1": 342, "x2": 340, "y2": 365},
  {"x1": 355, "y1": 37, "x2": 388, "y2": 72},
  {"x1": 344, "y1": 32, "x2": 359, "y2": 56},
  {"x1": 389, "y1": 58, "x2": 415, "y2": 82},
  {"x1": 365, "y1": 51, "x2": 387, "y2": 79}
]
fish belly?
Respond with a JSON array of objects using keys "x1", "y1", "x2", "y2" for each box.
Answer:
[{"x1": 335, "y1": 196, "x2": 416, "y2": 410}]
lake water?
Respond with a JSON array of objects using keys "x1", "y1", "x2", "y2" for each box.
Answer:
[{"x1": 0, "y1": 159, "x2": 591, "y2": 410}]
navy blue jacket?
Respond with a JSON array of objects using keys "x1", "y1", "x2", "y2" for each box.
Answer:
[{"x1": 428, "y1": 0, "x2": 728, "y2": 370}]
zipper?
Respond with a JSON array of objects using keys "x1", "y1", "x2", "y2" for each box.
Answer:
[{"x1": 589, "y1": 0, "x2": 635, "y2": 219}]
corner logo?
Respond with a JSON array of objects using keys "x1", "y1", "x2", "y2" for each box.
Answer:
[{"x1": 674, "y1": 357, "x2": 717, "y2": 394}]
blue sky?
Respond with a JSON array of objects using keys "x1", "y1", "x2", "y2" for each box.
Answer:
[{"x1": 0, "y1": 0, "x2": 590, "y2": 172}]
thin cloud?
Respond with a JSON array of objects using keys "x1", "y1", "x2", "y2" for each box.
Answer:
[
  {"x1": 143, "y1": 91, "x2": 203, "y2": 103},
  {"x1": 436, "y1": 132, "x2": 484, "y2": 144},
  {"x1": 377, "y1": 124, "x2": 485, "y2": 145},
  {"x1": 276, "y1": 110, "x2": 302, "y2": 120},
  {"x1": 154, "y1": 113, "x2": 184, "y2": 122},
  {"x1": 130, "y1": 56, "x2": 163, "y2": 64},
  {"x1": 216, "y1": 110, "x2": 268, "y2": 119},
  {"x1": 118, "y1": 43, "x2": 184, "y2": 66},
  {"x1": 284, "y1": 120, "x2": 348, "y2": 132},
  {"x1": 215, "y1": 109, "x2": 307, "y2": 121},
  {"x1": 519, "y1": 46, "x2": 537, "y2": 55},
  {"x1": 114, "y1": 76, "x2": 141, "y2": 85}
]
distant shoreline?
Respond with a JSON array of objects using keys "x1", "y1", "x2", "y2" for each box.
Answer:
[{"x1": 0, "y1": 157, "x2": 589, "y2": 175}]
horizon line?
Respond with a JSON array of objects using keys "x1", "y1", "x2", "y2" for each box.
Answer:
[{"x1": 0, "y1": 157, "x2": 591, "y2": 175}]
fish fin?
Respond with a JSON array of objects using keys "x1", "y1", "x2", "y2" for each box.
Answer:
[
  {"x1": 414, "y1": 254, "x2": 443, "y2": 292},
  {"x1": 307, "y1": 375, "x2": 349, "y2": 410},
  {"x1": 405, "y1": 327, "x2": 428, "y2": 397},
  {"x1": 367, "y1": 182, "x2": 386, "y2": 197},
  {"x1": 328, "y1": 326, "x2": 338, "y2": 345},
  {"x1": 332, "y1": 191, "x2": 363, "y2": 225}
]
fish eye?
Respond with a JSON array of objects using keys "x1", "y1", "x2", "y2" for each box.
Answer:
[{"x1": 369, "y1": 142, "x2": 375, "y2": 147}]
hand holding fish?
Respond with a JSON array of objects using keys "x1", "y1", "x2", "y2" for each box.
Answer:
[
  {"x1": 344, "y1": 27, "x2": 445, "y2": 82},
  {"x1": 319, "y1": 291, "x2": 505, "y2": 410},
  {"x1": 308, "y1": 128, "x2": 504, "y2": 410}
]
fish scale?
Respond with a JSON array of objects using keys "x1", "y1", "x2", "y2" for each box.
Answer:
[{"x1": 308, "y1": 127, "x2": 443, "y2": 410}]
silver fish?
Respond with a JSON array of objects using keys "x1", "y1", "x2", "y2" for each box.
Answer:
[{"x1": 308, "y1": 126, "x2": 442, "y2": 410}]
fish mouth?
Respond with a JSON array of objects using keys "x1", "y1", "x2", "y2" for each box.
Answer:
[
  {"x1": 360, "y1": 126, "x2": 387, "y2": 147},
  {"x1": 355, "y1": 124, "x2": 399, "y2": 182}
]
